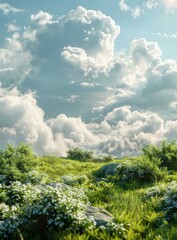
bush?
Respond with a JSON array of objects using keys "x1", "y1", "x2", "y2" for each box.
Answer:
[
  {"x1": 0, "y1": 182, "x2": 95, "y2": 239},
  {"x1": 114, "y1": 158, "x2": 164, "y2": 184},
  {"x1": 67, "y1": 148, "x2": 93, "y2": 162},
  {"x1": 142, "y1": 140, "x2": 177, "y2": 171},
  {"x1": 0, "y1": 144, "x2": 37, "y2": 183},
  {"x1": 62, "y1": 174, "x2": 89, "y2": 186},
  {"x1": 160, "y1": 181, "x2": 177, "y2": 221},
  {"x1": 94, "y1": 155, "x2": 114, "y2": 163},
  {"x1": 145, "y1": 181, "x2": 177, "y2": 222}
]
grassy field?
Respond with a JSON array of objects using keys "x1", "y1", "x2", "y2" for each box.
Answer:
[
  {"x1": 32, "y1": 156, "x2": 177, "y2": 240},
  {"x1": 1, "y1": 143, "x2": 177, "y2": 239}
]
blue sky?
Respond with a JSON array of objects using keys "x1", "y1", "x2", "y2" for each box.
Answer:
[{"x1": 1, "y1": 0, "x2": 177, "y2": 156}]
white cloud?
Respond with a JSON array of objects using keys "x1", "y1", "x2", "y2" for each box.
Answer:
[
  {"x1": 0, "y1": 33, "x2": 33, "y2": 86},
  {"x1": 146, "y1": 0, "x2": 159, "y2": 9},
  {"x1": 6, "y1": 23, "x2": 21, "y2": 32},
  {"x1": 153, "y1": 31, "x2": 177, "y2": 39},
  {"x1": 1, "y1": 86, "x2": 177, "y2": 157},
  {"x1": 0, "y1": 3, "x2": 23, "y2": 15},
  {"x1": 90, "y1": 38, "x2": 177, "y2": 123},
  {"x1": 119, "y1": 0, "x2": 168, "y2": 17},
  {"x1": 12, "y1": 7, "x2": 120, "y2": 117},
  {"x1": 119, "y1": 0, "x2": 130, "y2": 12},
  {"x1": 48, "y1": 114, "x2": 99, "y2": 150},
  {"x1": 119, "y1": 0, "x2": 142, "y2": 18},
  {"x1": 59, "y1": 6, "x2": 119, "y2": 76},
  {"x1": 1, "y1": 7, "x2": 177, "y2": 157},
  {"x1": 0, "y1": 88, "x2": 57, "y2": 155},
  {"x1": 31, "y1": 11, "x2": 53, "y2": 26}
]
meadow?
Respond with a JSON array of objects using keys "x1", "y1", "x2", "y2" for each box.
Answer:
[{"x1": 1, "y1": 142, "x2": 177, "y2": 239}]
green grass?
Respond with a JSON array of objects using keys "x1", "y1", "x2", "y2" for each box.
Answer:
[
  {"x1": 5, "y1": 154, "x2": 177, "y2": 239},
  {"x1": 35, "y1": 156, "x2": 120, "y2": 180}
]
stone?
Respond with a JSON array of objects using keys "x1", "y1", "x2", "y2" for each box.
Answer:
[
  {"x1": 96, "y1": 163, "x2": 118, "y2": 177},
  {"x1": 85, "y1": 206, "x2": 113, "y2": 227}
]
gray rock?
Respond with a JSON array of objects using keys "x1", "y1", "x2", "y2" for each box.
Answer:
[
  {"x1": 97, "y1": 163, "x2": 118, "y2": 177},
  {"x1": 85, "y1": 206, "x2": 113, "y2": 226}
]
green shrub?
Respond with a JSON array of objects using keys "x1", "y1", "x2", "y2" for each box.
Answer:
[
  {"x1": 146, "y1": 181, "x2": 177, "y2": 222},
  {"x1": 0, "y1": 144, "x2": 37, "y2": 183},
  {"x1": 142, "y1": 140, "x2": 177, "y2": 171},
  {"x1": 160, "y1": 181, "x2": 177, "y2": 221},
  {"x1": 94, "y1": 155, "x2": 114, "y2": 163},
  {"x1": 67, "y1": 148, "x2": 93, "y2": 162},
  {"x1": 0, "y1": 182, "x2": 95, "y2": 239},
  {"x1": 62, "y1": 174, "x2": 89, "y2": 186},
  {"x1": 114, "y1": 158, "x2": 164, "y2": 184}
]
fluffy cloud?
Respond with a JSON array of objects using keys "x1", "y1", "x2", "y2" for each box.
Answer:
[
  {"x1": 0, "y1": 88, "x2": 57, "y2": 155},
  {"x1": 31, "y1": 11, "x2": 53, "y2": 26},
  {"x1": 1, "y1": 6, "x2": 177, "y2": 157},
  {"x1": 93, "y1": 38, "x2": 177, "y2": 119},
  {"x1": 0, "y1": 3, "x2": 23, "y2": 15},
  {"x1": 0, "y1": 33, "x2": 33, "y2": 86},
  {"x1": 0, "y1": 87, "x2": 99, "y2": 156},
  {"x1": 48, "y1": 114, "x2": 99, "y2": 150},
  {"x1": 1, "y1": 86, "x2": 177, "y2": 157},
  {"x1": 17, "y1": 6, "x2": 119, "y2": 117},
  {"x1": 6, "y1": 23, "x2": 21, "y2": 32}
]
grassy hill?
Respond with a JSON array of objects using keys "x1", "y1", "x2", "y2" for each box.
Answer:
[{"x1": 1, "y1": 142, "x2": 177, "y2": 239}]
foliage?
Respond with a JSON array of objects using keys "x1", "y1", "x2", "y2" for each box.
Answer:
[
  {"x1": 67, "y1": 148, "x2": 94, "y2": 162},
  {"x1": 142, "y1": 140, "x2": 177, "y2": 170},
  {"x1": 1, "y1": 142, "x2": 177, "y2": 239},
  {"x1": 62, "y1": 174, "x2": 89, "y2": 186},
  {"x1": 67, "y1": 148, "x2": 114, "y2": 163},
  {"x1": 0, "y1": 182, "x2": 95, "y2": 239},
  {"x1": 145, "y1": 181, "x2": 177, "y2": 223},
  {"x1": 160, "y1": 181, "x2": 177, "y2": 221},
  {"x1": 114, "y1": 158, "x2": 164, "y2": 184},
  {"x1": 0, "y1": 144, "x2": 37, "y2": 183},
  {"x1": 94, "y1": 155, "x2": 114, "y2": 163}
]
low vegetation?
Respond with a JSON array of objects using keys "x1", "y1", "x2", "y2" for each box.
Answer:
[{"x1": 1, "y1": 141, "x2": 177, "y2": 239}]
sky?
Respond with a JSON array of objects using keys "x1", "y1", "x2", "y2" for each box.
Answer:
[{"x1": 1, "y1": 0, "x2": 177, "y2": 157}]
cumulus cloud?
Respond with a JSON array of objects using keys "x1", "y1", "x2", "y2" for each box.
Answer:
[
  {"x1": 90, "y1": 38, "x2": 177, "y2": 123},
  {"x1": 6, "y1": 23, "x2": 21, "y2": 32},
  {"x1": 0, "y1": 33, "x2": 33, "y2": 86},
  {"x1": 0, "y1": 3, "x2": 23, "y2": 15},
  {"x1": 15, "y1": 6, "x2": 119, "y2": 117},
  {"x1": 1, "y1": 6, "x2": 177, "y2": 157},
  {"x1": 31, "y1": 11, "x2": 53, "y2": 25},
  {"x1": 0, "y1": 87, "x2": 58, "y2": 155},
  {"x1": 0, "y1": 87, "x2": 99, "y2": 156},
  {"x1": 1, "y1": 86, "x2": 177, "y2": 157}
]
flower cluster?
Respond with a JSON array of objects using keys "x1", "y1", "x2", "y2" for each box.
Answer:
[
  {"x1": 145, "y1": 185, "x2": 166, "y2": 199},
  {"x1": 23, "y1": 183, "x2": 94, "y2": 231},
  {"x1": 146, "y1": 181, "x2": 177, "y2": 221},
  {"x1": 0, "y1": 203, "x2": 21, "y2": 239},
  {"x1": 0, "y1": 182, "x2": 95, "y2": 239},
  {"x1": 105, "y1": 222, "x2": 128, "y2": 239},
  {"x1": 161, "y1": 181, "x2": 177, "y2": 220}
]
